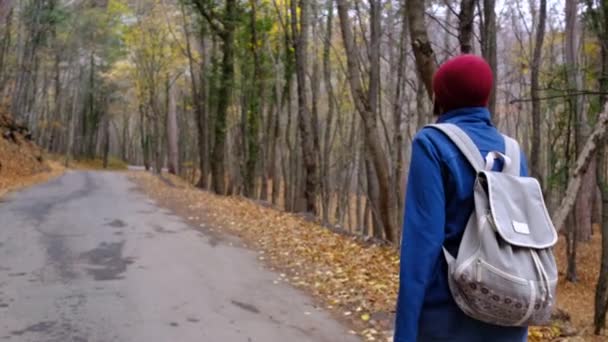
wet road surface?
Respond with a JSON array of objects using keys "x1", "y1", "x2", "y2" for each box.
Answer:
[{"x1": 0, "y1": 171, "x2": 360, "y2": 342}]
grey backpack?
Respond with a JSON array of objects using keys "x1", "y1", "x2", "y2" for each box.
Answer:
[{"x1": 429, "y1": 123, "x2": 558, "y2": 327}]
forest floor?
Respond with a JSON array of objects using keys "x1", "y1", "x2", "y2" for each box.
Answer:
[
  {"x1": 131, "y1": 171, "x2": 602, "y2": 342},
  {"x1": 0, "y1": 113, "x2": 64, "y2": 197}
]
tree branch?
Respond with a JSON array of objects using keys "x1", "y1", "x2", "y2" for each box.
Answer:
[
  {"x1": 553, "y1": 104, "x2": 608, "y2": 232},
  {"x1": 191, "y1": 0, "x2": 225, "y2": 35},
  {"x1": 510, "y1": 91, "x2": 608, "y2": 104}
]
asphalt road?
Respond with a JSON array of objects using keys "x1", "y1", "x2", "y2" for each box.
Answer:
[{"x1": 0, "y1": 171, "x2": 359, "y2": 342}]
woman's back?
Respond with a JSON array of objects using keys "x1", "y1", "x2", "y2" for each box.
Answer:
[{"x1": 394, "y1": 55, "x2": 529, "y2": 342}]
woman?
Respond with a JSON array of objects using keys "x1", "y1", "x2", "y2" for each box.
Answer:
[{"x1": 394, "y1": 54, "x2": 529, "y2": 341}]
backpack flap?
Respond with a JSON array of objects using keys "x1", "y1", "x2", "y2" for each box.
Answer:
[{"x1": 481, "y1": 171, "x2": 558, "y2": 249}]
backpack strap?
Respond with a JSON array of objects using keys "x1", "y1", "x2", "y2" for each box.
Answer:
[
  {"x1": 502, "y1": 134, "x2": 521, "y2": 176},
  {"x1": 427, "y1": 123, "x2": 485, "y2": 172}
]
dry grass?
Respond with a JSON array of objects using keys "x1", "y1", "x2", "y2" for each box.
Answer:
[
  {"x1": 0, "y1": 160, "x2": 65, "y2": 198},
  {"x1": 0, "y1": 113, "x2": 65, "y2": 197}
]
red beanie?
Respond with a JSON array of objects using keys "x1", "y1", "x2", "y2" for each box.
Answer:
[{"x1": 432, "y1": 54, "x2": 493, "y2": 113}]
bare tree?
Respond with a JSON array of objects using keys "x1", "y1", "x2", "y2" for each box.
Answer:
[
  {"x1": 166, "y1": 78, "x2": 179, "y2": 175},
  {"x1": 481, "y1": 0, "x2": 497, "y2": 116},
  {"x1": 407, "y1": 0, "x2": 437, "y2": 100},
  {"x1": 336, "y1": 0, "x2": 398, "y2": 242},
  {"x1": 529, "y1": 0, "x2": 547, "y2": 181},
  {"x1": 458, "y1": 0, "x2": 475, "y2": 53}
]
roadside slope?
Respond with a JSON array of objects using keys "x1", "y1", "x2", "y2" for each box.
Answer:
[{"x1": 0, "y1": 112, "x2": 63, "y2": 196}]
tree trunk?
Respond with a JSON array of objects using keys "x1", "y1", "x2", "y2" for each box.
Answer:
[
  {"x1": 458, "y1": 0, "x2": 475, "y2": 53},
  {"x1": 202, "y1": 0, "x2": 238, "y2": 195},
  {"x1": 337, "y1": 0, "x2": 398, "y2": 242},
  {"x1": 139, "y1": 104, "x2": 150, "y2": 171},
  {"x1": 407, "y1": 0, "x2": 436, "y2": 102},
  {"x1": 564, "y1": 0, "x2": 594, "y2": 242},
  {"x1": 102, "y1": 113, "x2": 110, "y2": 169},
  {"x1": 0, "y1": 0, "x2": 12, "y2": 26},
  {"x1": 393, "y1": 8, "x2": 408, "y2": 223},
  {"x1": 566, "y1": 213, "x2": 578, "y2": 282},
  {"x1": 530, "y1": 0, "x2": 547, "y2": 182},
  {"x1": 595, "y1": 142, "x2": 608, "y2": 334},
  {"x1": 321, "y1": 0, "x2": 335, "y2": 224},
  {"x1": 65, "y1": 70, "x2": 81, "y2": 168},
  {"x1": 481, "y1": 0, "x2": 497, "y2": 117},
  {"x1": 181, "y1": 4, "x2": 208, "y2": 188},
  {"x1": 290, "y1": 0, "x2": 318, "y2": 213},
  {"x1": 245, "y1": 0, "x2": 262, "y2": 198},
  {"x1": 122, "y1": 114, "x2": 128, "y2": 161},
  {"x1": 166, "y1": 79, "x2": 179, "y2": 175}
]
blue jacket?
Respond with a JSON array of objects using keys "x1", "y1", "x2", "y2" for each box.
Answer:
[{"x1": 394, "y1": 107, "x2": 529, "y2": 342}]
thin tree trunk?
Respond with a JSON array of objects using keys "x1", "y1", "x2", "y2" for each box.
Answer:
[
  {"x1": 530, "y1": 0, "x2": 547, "y2": 182},
  {"x1": 196, "y1": 0, "x2": 238, "y2": 195},
  {"x1": 321, "y1": 0, "x2": 335, "y2": 224},
  {"x1": 337, "y1": 0, "x2": 398, "y2": 242},
  {"x1": 290, "y1": 0, "x2": 317, "y2": 213},
  {"x1": 407, "y1": 0, "x2": 436, "y2": 101},
  {"x1": 245, "y1": 0, "x2": 262, "y2": 198},
  {"x1": 166, "y1": 78, "x2": 179, "y2": 175},
  {"x1": 0, "y1": 0, "x2": 12, "y2": 26},
  {"x1": 458, "y1": 0, "x2": 475, "y2": 53},
  {"x1": 180, "y1": 4, "x2": 208, "y2": 186},
  {"x1": 595, "y1": 142, "x2": 608, "y2": 334},
  {"x1": 481, "y1": 0, "x2": 497, "y2": 117},
  {"x1": 65, "y1": 70, "x2": 81, "y2": 168},
  {"x1": 102, "y1": 112, "x2": 110, "y2": 169}
]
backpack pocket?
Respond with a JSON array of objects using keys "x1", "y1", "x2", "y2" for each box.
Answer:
[{"x1": 450, "y1": 253, "x2": 555, "y2": 326}]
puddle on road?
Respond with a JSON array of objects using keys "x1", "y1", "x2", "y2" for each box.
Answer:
[
  {"x1": 153, "y1": 225, "x2": 177, "y2": 234},
  {"x1": 105, "y1": 219, "x2": 127, "y2": 228},
  {"x1": 10, "y1": 321, "x2": 56, "y2": 336},
  {"x1": 231, "y1": 300, "x2": 260, "y2": 314},
  {"x1": 45, "y1": 236, "x2": 77, "y2": 281},
  {"x1": 79, "y1": 241, "x2": 134, "y2": 281}
]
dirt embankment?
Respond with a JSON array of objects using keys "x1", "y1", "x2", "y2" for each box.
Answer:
[{"x1": 0, "y1": 112, "x2": 62, "y2": 196}]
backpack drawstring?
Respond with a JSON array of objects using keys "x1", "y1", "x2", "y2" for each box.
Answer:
[{"x1": 531, "y1": 250, "x2": 552, "y2": 303}]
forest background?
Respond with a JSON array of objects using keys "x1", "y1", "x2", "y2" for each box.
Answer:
[{"x1": 1, "y1": 0, "x2": 608, "y2": 338}]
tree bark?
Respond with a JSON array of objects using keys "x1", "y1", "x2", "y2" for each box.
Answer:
[
  {"x1": 291, "y1": 0, "x2": 318, "y2": 213},
  {"x1": 0, "y1": 0, "x2": 12, "y2": 27},
  {"x1": 481, "y1": 0, "x2": 497, "y2": 117},
  {"x1": 102, "y1": 112, "x2": 110, "y2": 169},
  {"x1": 337, "y1": 0, "x2": 398, "y2": 242},
  {"x1": 181, "y1": 4, "x2": 209, "y2": 188},
  {"x1": 458, "y1": 0, "x2": 475, "y2": 53},
  {"x1": 407, "y1": 0, "x2": 436, "y2": 101},
  {"x1": 393, "y1": 8, "x2": 408, "y2": 229},
  {"x1": 595, "y1": 136, "x2": 608, "y2": 333},
  {"x1": 193, "y1": 0, "x2": 238, "y2": 194},
  {"x1": 321, "y1": 0, "x2": 335, "y2": 223},
  {"x1": 530, "y1": 0, "x2": 547, "y2": 182},
  {"x1": 166, "y1": 79, "x2": 179, "y2": 175},
  {"x1": 245, "y1": 0, "x2": 262, "y2": 198}
]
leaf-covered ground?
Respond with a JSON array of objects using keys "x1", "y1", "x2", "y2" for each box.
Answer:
[
  {"x1": 130, "y1": 171, "x2": 602, "y2": 341},
  {"x1": 0, "y1": 113, "x2": 65, "y2": 197}
]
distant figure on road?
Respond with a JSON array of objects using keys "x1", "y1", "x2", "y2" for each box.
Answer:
[{"x1": 394, "y1": 55, "x2": 529, "y2": 342}]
